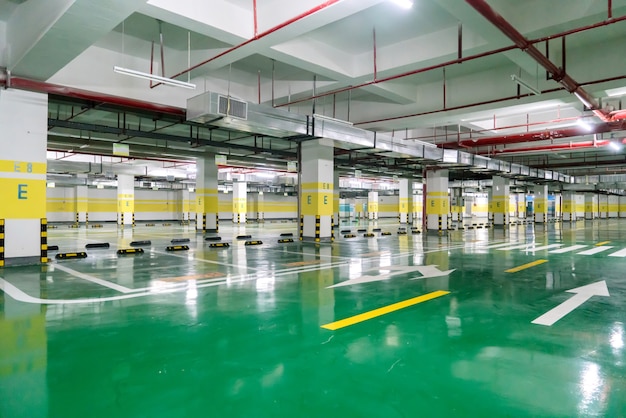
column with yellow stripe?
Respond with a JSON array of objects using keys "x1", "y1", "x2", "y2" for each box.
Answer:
[
  {"x1": 584, "y1": 192, "x2": 596, "y2": 220},
  {"x1": 562, "y1": 191, "x2": 575, "y2": 221},
  {"x1": 367, "y1": 191, "x2": 378, "y2": 220},
  {"x1": 195, "y1": 157, "x2": 218, "y2": 232},
  {"x1": 491, "y1": 176, "x2": 510, "y2": 227},
  {"x1": 232, "y1": 181, "x2": 247, "y2": 224},
  {"x1": 75, "y1": 179, "x2": 88, "y2": 226},
  {"x1": 599, "y1": 195, "x2": 608, "y2": 219},
  {"x1": 333, "y1": 171, "x2": 340, "y2": 227},
  {"x1": 398, "y1": 178, "x2": 409, "y2": 224},
  {"x1": 181, "y1": 189, "x2": 190, "y2": 222},
  {"x1": 425, "y1": 169, "x2": 449, "y2": 233},
  {"x1": 609, "y1": 195, "x2": 619, "y2": 218},
  {"x1": 117, "y1": 174, "x2": 134, "y2": 227},
  {"x1": 0, "y1": 89, "x2": 48, "y2": 264},
  {"x1": 534, "y1": 184, "x2": 548, "y2": 223},
  {"x1": 619, "y1": 196, "x2": 626, "y2": 218},
  {"x1": 300, "y1": 139, "x2": 334, "y2": 242}
]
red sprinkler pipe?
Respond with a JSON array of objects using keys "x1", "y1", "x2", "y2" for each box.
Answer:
[
  {"x1": 489, "y1": 137, "x2": 626, "y2": 154},
  {"x1": 5, "y1": 76, "x2": 186, "y2": 117},
  {"x1": 458, "y1": 124, "x2": 615, "y2": 148},
  {"x1": 465, "y1": 0, "x2": 608, "y2": 120},
  {"x1": 155, "y1": 0, "x2": 343, "y2": 87}
]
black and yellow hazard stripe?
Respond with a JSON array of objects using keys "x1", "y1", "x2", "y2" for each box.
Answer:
[
  {"x1": 120, "y1": 212, "x2": 124, "y2": 228},
  {"x1": 216, "y1": 214, "x2": 219, "y2": 232},
  {"x1": 40, "y1": 218, "x2": 48, "y2": 263},
  {"x1": 85, "y1": 212, "x2": 89, "y2": 226},
  {"x1": 75, "y1": 212, "x2": 79, "y2": 226},
  {"x1": 132, "y1": 212, "x2": 136, "y2": 227},
  {"x1": 438, "y1": 215, "x2": 443, "y2": 234},
  {"x1": 299, "y1": 215, "x2": 304, "y2": 241},
  {"x1": 315, "y1": 215, "x2": 321, "y2": 242},
  {"x1": 0, "y1": 219, "x2": 4, "y2": 267},
  {"x1": 331, "y1": 217, "x2": 335, "y2": 242},
  {"x1": 203, "y1": 213, "x2": 207, "y2": 232}
]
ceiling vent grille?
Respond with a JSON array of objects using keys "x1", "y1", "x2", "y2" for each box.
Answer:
[{"x1": 218, "y1": 95, "x2": 247, "y2": 120}]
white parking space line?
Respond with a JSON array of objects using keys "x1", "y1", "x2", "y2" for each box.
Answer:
[
  {"x1": 550, "y1": 245, "x2": 588, "y2": 254},
  {"x1": 608, "y1": 248, "x2": 626, "y2": 257},
  {"x1": 577, "y1": 246, "x2": 614, "y2": 255},
  {"x1": 525, "y1": 244, "x2": 564, "y2": 252},
  {"x1": 53, "y1": 264, "x2": 133, "y2": 293}
]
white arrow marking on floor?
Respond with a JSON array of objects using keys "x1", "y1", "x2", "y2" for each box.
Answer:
[
  {"x1": 328, "y1": 265, "x2": 455, "y2": 288},
  {"x1": 531, "y1": 281, "x2": 610, "y2": 326}
]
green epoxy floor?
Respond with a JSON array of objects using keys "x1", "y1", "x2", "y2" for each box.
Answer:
[{"x1": 1, "y1": 219, "x2": 626, "y2": 417}]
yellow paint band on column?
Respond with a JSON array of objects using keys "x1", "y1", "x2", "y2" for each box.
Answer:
[
  {"x1": 117, "y1": 194, "x2": 135, "y2": 212},
  {"x1": 399, "y1": 197, "x2": 410, "y2": 214},
  {"x1": 233, "y1": 197, "x2": 247, "y2": 214},
  {"x1": 321, "y1": 290, "x2": 451, "y2": 330},
  {"x1": 301, "y1": 192, "x2": 333, "y2": 216},
  {"x1": 0, "y1": 178, "x2": 46, "y2": 219},
  {"x1": 425, "y1": 196, "x2": 449, "y2": 216}
]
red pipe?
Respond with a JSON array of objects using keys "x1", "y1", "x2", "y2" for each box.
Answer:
[
  {"x1": 6, "y1": 77, "x2": 186, "y2": 117},
  {"x1": 276, "y1": 14, "x2": 626, "y2": 110},
  {"x1": 465, "y1": 0, "x2": 607, "y2": 119},
  {"x1": 458, "y1": 125, "x2": 614, "y2": 147},
  {"x1": 157, "y1": 0, "x2": 343, "y2": 87},
  {"x1": 488, "y1": 137, "x2": 626, "y2": 155}
]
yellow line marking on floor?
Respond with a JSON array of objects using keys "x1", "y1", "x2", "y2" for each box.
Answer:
[
  {"x1": 505, "y1": 259, "x2": 548, "y2": 273},
  {"x1": 321, "y1": 290, "x2": 450, "y2": 331},
  {"x1": 595, "y1": 241, "x2": 611, "y2": 246}
]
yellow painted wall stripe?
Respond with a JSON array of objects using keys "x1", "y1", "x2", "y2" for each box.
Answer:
[
  {"x1": 596, "y1": 241, "x2": 611, "y2": 246},
  {"x1": 505, "y1": 259, "x2": 548, "y2": 273},
  {"x1": 321, "y1": 290, "x2": 450, "y2": 330}
]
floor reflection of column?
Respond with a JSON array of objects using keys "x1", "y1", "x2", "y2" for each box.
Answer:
[
  {"x1": 300, "y1": 246, "x2": 335, "y2": 329},
  {"x1": 0, "y1": 268, "x2": 48, "y2": 418}
]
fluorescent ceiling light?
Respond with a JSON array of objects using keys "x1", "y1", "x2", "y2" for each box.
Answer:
[
  {"x1": 113, "y1": 66, "x2": 196, "y2": 90},
  {"x1": 609, "y1": 141, "x2": 622, "y2": 151},
  {"x1": 577, "y1": 119, "x2": 592, "y2": 132},
  {"x1": 389, "y1": 0, "x2": 413, "y2": 9},
  {"x1": 511, "y1": 74, "x2": 540, "y2": 95}
]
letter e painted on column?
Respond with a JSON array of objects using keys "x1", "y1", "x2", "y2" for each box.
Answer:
[
  {"x1": 14, "y1": 162, "x2": 21, "y2": 172},
  {"x1": 18, "y1": 184, "x2": 28, "y2": 199},
  {"x1": 324, "y1": 196, "x2": 328, "y2": 205},
  {"x1": 307, "y1": 195, "x2": 312, "y2": 205}
]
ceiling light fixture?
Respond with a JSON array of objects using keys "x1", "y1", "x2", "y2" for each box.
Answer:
[
  {"x1": 511, "y1": 74, "x2": 540, "y2": 95},
  {"x1": 609, "y1": 141, "x2": 622, "y2": 151},
  {"x1": 577, "y1": 119, "x2": 593, "y2": 132},
  {"x1": 389, "y1": 0, "x2": 413, "y2": 9},
  {"x1": 113, "y1": 66, "x2": 196, "y2": 89}
]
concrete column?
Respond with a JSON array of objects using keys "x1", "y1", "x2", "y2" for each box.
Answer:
[
  {"x1": 517, "y1": 192, "x2": 526, "y2": 219},
  {"x1": 534, "y1": 185, "x2": 548, "y2": 223},
  {"x1": 232, "y1": 181, "x2": 247, "y2": 224},
  {"x1": 585, "y1": 193, "x2": 597, "y2": 220},
  {"x1": 608, "y1": 195, "x2": 619, "y2": 218},
  {"x1": 75, "y1": 174, "x2": 88, "y2": 225},
  {"x1": 196, "y1": 157, "x2": 218, "y2": 232},
  {"x1": 257, "y1": 192, "x2": 265, "y2": 223},
  {"x1": 491, "y1": 176, "x2": 509, "y2": 227},
  {"x1": 619, "y1": 196, "x2": 626, "y2": 218},
  {"x1": 117, "y1": 174, "x2": 134, "y2": 227},
  {"x1": 367, "y1": 191, "x2": 379, "y2": 220},
  {"x1": 399, "y1": 179, "x2": 409, "y2": 224},
  {"x1": 487, "y1": 188, "x2": 493, "y2": 223},
  {"x1": 599, "y1": 195, "x2": 608, "y2": 219},
  {"x1": 450, "y1": 188, "x2": 463, "y2": 225},
  {"x1": 408, "y1": 181, "x2": 415, "y2": 224},
  {"x1": 562, "y1": 191, "x2": 576, "y2": 222},
  {"x1": 181, "y1": 189, "x2": 190, "y2": 221},
  {"x1": 300, "y1": 138, "x2": 334, "y2": 242},
  {"x1": 333, "y1": 171, "x2": 340, "y2": 226},
  {"x1": 0, "y1": 89, "x2": 48, "y2": 265},
  {"x1": 425, "y1": 169, "x2": 449, "y2": 233}
]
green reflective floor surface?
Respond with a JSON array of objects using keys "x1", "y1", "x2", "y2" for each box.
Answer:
[{"x1": 1, "y1": 219, "x2": 626, "y2": 417}]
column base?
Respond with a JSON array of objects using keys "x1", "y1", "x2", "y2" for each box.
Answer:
[
  {"x1": 4, "y1": 256, "x2": 42, "y2": 266},
  {"x1": 301, "y1": 236, "x2": 333, "y2": 243}
]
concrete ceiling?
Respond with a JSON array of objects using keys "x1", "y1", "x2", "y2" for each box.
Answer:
[{"x1": 3, "y1": 0, "x2": 626, "y2": 182}]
